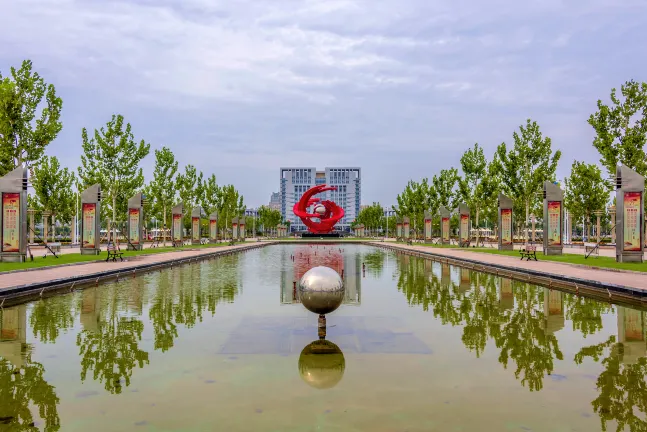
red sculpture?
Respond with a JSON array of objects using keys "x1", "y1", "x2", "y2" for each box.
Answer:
[{"x1": 293, "y1": 184, "x2": 345, "y2": 234}]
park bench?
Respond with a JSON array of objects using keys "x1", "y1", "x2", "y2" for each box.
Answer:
[
  {"x1": 519, "y1": 245, "x2": 538, "y2": 261},
  {"x1": 584, "y1": 242, "x2": 599, "y2": 259},
  {"x1": 106, "y1": 245, "x2": 124, "y2": 262},
  {"x1": 200, "y1": 238, "x2": 209, "y2": 245},
  {"x1": 459, "y1": 239, "x2": 471, "y2": 248},
  {"x1": 172, "y1": 239, "x2": 183, "y2": 248}
]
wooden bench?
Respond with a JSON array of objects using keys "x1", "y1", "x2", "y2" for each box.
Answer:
[
  {"x1": 172, "y1": 239, "x2": 183, "y2": 248},
  {"x1": 519, "y1": 245, "x2": 537, "y2": 261},
  {"x1": 106, "y1": 245, "x2": 124, "y2": 262}
]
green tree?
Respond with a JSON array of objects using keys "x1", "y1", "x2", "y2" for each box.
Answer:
[
  {"x1": 432, "y1": 168, "x2": 458, "y2": 211},
  {"x1": 216, "y1": 185, "x2": 244, "y2": 239},
  {"x1": 148, "y1": 147, "x2": 178, "y2": 246},
  {"x1": 495, "y1": 119, "x2": 561, "y2": 239},
  {"x1": 394, "y1": 179, "x2": 434, "y2": 235},
  {"x1": 257, "y1": 205, "x2": 282, "y2": 236},
  {"x1": 589, "y1": 80, "x2": 647, "y2": 179},
  {"x1": 0, "y1": 60, "x2": 63, "y2": 176},
  {"x1": 176, "y1": 164, "x2": 203, "y2": 228},
  {"x1": 78, "y1": 114, "x2": 150, "y2": 242},
  {"x1": 458, "y1": 144, "x2": 487, "y2": 242},
  {"x1": 200, "y1": 173, "x2": 219, "y2": 216},
  {"x1": 564, "y1": 161, "x2": 609, "y2": 241},
  {"x1": 30, "y1": 156, "x2": 76, "y2": 240}
]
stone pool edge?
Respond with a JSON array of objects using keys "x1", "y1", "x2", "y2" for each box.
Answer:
[
  {"x1": 0, "y1": 242, "x2": 274, "y2": 307},
  {"x1": 372, "y1": 242, "x2": 647, "y2": 306}
]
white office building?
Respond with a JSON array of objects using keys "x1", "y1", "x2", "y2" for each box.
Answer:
[{"x1": 279, "y1": 167, "x2": 361, "y2": 233}]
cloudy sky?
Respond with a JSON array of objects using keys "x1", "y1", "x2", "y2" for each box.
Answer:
[{"x1": 2, "y1": 0, "x2": 645, "y2": 207}]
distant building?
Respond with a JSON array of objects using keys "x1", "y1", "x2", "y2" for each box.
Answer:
[
  {"x1": 279, "y1": 167, "x2": 361, "y2": 233},
  {"x1": 244, "y1": 208, "x2": 258, "y2": 218},
  {"x1": 269, "y1": 192, "x2": 281, "y2": 211}
]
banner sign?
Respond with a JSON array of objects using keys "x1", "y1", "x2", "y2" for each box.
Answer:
[
  {"x1": 82, "y1": 203, "x2": 96, "y2": 248},
  {"x1": 210, "y1": 219, "x2": 217, "y2": 239},
  {"x1": 129, "y1": 208, "x2": 140, "y2": 244},
  {"x1": 442, "y1": 217, "x2": 450, "y2": 241},
  {"x1": 460, "y1": 214, "x2": 469, "y2": 242},
  {"x1": 623, "y1": 192, "x2": 642, "y2": 251},
  {"x1": 425, "y1": 219, "x2": 431, "y2": 239},
  {"x1": 547, "y1": 201, "x2": 561, "y2": 246},
  {"x1": 2, "y1": 193, "x2": 20, "y2": 252},
  {"x1": 501, "y1": 208, "x2": 512, "y2": 245},
  {"x1": 192, "y1": 217, "x2": 200, "y2": 241},
  {"x1": 173, "y1": 214, "x2": 182, "y2": 241}
]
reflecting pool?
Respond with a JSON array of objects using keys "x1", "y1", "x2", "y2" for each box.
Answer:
[{"x1": 1, "y1": 244, "x2": 646, "y2": 431}]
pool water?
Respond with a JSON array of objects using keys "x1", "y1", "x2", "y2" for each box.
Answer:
[{"x1": 1, "y1": 244, "x2": 646, "y2": 431}]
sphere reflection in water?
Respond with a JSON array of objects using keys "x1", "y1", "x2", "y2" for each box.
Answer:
[
  {"x1": 298, "y1": 340, "x2": 345, "y2": 389},
  {"x1": 298, "y1": 266, "x2": 344, "y2": 315}
]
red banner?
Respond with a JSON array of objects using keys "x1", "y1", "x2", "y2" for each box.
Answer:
[
  {"x1": 2, "y1": 193, "x2": 20, "y2": 252},
  {"x1": 82, "y1": 203, "x2": 96, "y2": 248}
]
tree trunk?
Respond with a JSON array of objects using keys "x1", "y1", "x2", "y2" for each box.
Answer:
[
  {"x1": 112, "y1": 194, "x2": 118, "y2": 247},
  {"x1": 163, "y1": 204, "x2": 167, "y2": 247},
  {"x1": 475, "y1": 208, "x2": 480, "y2": 246},
  {"x1": 525, "y1": 199, "x2": 530, "y2": 244}
]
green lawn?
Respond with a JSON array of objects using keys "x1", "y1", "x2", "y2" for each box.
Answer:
[
  {"x1": 466, "y1": 248, "x2": 647, "y2": 273},
  {"x1": 394, "y1": 241, "x2": 458, "y2": 248},
  {"x1": 0, "y1": 242, "x2": 228, "y2": 273}
]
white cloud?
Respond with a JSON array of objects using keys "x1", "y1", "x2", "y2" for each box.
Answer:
[{"x1": 1, "y1": 0, "x2": 645, "y2": 206}]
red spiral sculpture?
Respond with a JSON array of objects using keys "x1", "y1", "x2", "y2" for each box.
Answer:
[{"x1": 293, "y1": 184, "x2": 345, "y2": 234}]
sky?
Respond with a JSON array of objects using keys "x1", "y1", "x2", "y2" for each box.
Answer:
[{"x1": 2, "y1": 0, "x2": 646, "y2": 208}]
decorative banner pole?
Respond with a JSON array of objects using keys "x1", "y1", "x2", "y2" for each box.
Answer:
[
  {"x1": 543, "y1": 181, "x2": 564, "y2": 255},
  {"x1": 439, "y1": 206, "x2": 450, "y2": 245},
  {"x1": 396, "y1": 218, "x2": 402, "y2": 240},
  {"x1": 209, "y1": 211, "x2": 218, "y2": 243},
  {"x1": 191, "y1": 207, "x2": 202, "y2": 245},
  {"x1": 0, "y1": 166, "x2": 28, "y2": 262},
  {"x1": 424, "y1": 210, "x2": 432, "y2": 242},
  {"x1": 616, "y1": 165, "x2": 644, "y2": 263},
  {"x1": 498, "y1": 194, "x2": 514, "y2": 251},
  {"x1": 171, "y1": 203, "x2": 184, "y2": 247},
  {"x1": 239, "y1": 218, "x2": 246, "y2": 241},
  {"x1": 127, "y1": 192, "x2": 144, "y2": 251},
  {"x1": 80, "y1": 184, "x2": 102, "y2": 256},
  {"x1": 403, "y1": 216, "x2": 410, "y2": 240},
  {"x1": 608, "y1": 205, "x2": 616, "y2": 245},
  {"x1": 232, "y1": 217, "x2": 239, "y2": 241},
  {"x1": 458, "y1": 203, "x2": 470, "y2": 247}
]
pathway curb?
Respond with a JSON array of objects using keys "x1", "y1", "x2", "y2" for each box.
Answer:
[
  {"x1": 0, "y1": 243, "x2": 274, "y2": 307},
  {"x1": 373, "y1": 242, "x2": 647, "y2": 306}
]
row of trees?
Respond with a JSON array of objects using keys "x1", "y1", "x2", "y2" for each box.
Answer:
[
  {"x1": 389, "y1": 80, "x2": 647, "y2": 241},
  {"x1": 1, "y1": 60, "x2": 254, "y2": 243}
]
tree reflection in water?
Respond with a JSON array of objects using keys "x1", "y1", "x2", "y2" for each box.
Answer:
[
  {"x1": 149, "y1": 254, "x2": 241, "y2": 352},
  {"x1": 29, "y1": 295, "x2": 77, "y2": 344},
  {"x1": 0, "y1": 306, "x2": 60, "y2": 431},
  {"x1": 395, "y1": 253, "x2": 563, "y2": 391},
  {"x1": 76, "y1": 286, "x2": 149, "y2": 395}
]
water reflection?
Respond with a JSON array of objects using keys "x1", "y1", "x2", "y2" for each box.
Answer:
[
  {"x1": 395, "y1": 252, "x2": 647, "y2": 429},
  {"x1": 76, "y1": 287, "x2": 149, "y2": 394},
  {"x1": 0, "y1": 305, "x2": 60, "y2": 431},
  {"x1": 280, "y1": 245, "x2": 361, "y2": 305},
  {"x1": 298, "y1": 340, "x2": 345, "y2": 390},
  {"x1": 1, "y1": 245, "x2": 647, "y2": 431}
]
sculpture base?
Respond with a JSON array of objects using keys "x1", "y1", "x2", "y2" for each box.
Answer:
[
  {"x1": 127, "y1": 244, "x2": 143, "y2": 251},
  {"x1": 301, "y1": 233, "x2": 341, "y2": 238}
]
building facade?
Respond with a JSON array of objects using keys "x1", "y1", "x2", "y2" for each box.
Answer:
[
  {"x1": 268, "y1": 192, "x2": 281, "y2": 211},
  {"x1": 280, "y1": 167, "x2": 361, "y2": 233}
]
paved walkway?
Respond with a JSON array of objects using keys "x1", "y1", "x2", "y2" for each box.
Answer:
[
  {"x1": 376, "y1": 243, "x2": 647, "y2": 291},
  {"x1": 0, "y1": 243, "x2": 263, "y2": 291}
]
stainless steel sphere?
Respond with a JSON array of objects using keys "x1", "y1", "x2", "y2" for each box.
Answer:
[
  {"x1": 298, "y1": 339, "x2": 345, "y2": 390},
  {"x1": 298, "y1": 266, "x2": 345, "y2": 315}
]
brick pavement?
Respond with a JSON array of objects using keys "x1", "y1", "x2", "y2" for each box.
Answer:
[{"x1": 375, "y1": 243, "x2": 647, "y2": 291}]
